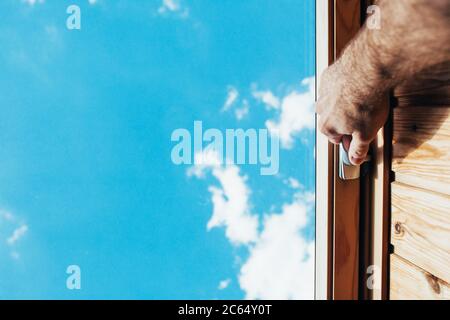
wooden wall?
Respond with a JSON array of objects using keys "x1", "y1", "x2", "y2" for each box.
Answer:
[{"x1": 389, "y1": 63, "x2": 450, "y2": 299}]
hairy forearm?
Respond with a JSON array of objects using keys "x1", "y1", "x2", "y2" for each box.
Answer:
[
  {"x1": 317, "y1": 0, "x2": 450, "y2": 164},
  {"x1": 339, "y1": 0, "x2": 450, "y2": 97}
]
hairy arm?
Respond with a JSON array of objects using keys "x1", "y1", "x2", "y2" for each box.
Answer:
[{"x1": 316, "y1": 0, "x2": 450, "y2": 165}]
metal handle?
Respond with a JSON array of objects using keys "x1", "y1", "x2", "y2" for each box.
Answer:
[{"x1": 338, "y1": 143, "x2": 371, "y2": 180}]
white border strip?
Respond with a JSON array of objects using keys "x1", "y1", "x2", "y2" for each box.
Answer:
[{"x1": 315, "y1": 0, "x2": 331, "y2": 300}]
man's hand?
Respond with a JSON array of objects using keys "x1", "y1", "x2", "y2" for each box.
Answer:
[
  {"x1": 316, "y1": 57, "x2": 389, "y2": 165},
  {"x1": 315, "y1": 0, "x2": 449, "y2": 166}
]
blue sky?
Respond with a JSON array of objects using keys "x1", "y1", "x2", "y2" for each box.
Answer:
[{"x1": 0, "y1": 0, "x2": 315, "y2": 299}]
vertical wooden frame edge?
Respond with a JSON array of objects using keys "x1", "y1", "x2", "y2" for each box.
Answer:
[{"x1": 332, "y1": 0, "x2": 362, "y2": 300}]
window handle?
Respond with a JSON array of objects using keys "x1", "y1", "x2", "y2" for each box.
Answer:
[{"x1": 338, "y1": 142, "x2": 371, "y2": 180}]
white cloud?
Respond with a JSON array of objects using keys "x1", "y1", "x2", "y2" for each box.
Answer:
[
  {"x1": 265, "y1": 77, "x2": 315, "y2": 149},
  {"x1": 252, "y1": 90, "x2": 281, "y2": 110},
  {"x1": 222, "y1": 87, "x2": 249, "y2": 120},
  {"x1": 190, "y1": 150, "x2": 315, "y2": 299},
  {"x1": 88, "y1": 0, "x2": 97, "y2": 5},
  {"x1": 239, "y1": 194, "x2": 315, "y2": 300},
  {"x1": 207, "y1": 167, "x2": 258, "y2": 245},
  {"x1": 7, "y1": 224, "x2": 28, "y2": 245},
  {"x1": 235, "y1": 100, "x2": 249, "y2": 121},
  {"x1": 187, "y1": 147, "x2": 222, "y2": 178},
  {"x1": 190, "y1": 78, "x2": 316, "y2": 298},
  {"x1": 286, "y1": 177, "x2": 301, "y2": 189},
  {"x1": 218, "y1": 279, "x2": 231, "y2": 290},
  {"x1": 160, "y1": 0, "x2": 179, "y2": 12},
  {"x1": 2, "y1": 211, "x2": 29, "y2": 259},
  {"x1": 22, "y1": 0, "x2": 44, "y2": 5},
  {"x1": 188, "y1": 149, "x2": 259, "y2": 246},
  {"x1": 222, "y1": 86, "x2": 239, "y2": 112},
  {"x1": 158, "y1": 0, "x2": 189, "y2": 18}
]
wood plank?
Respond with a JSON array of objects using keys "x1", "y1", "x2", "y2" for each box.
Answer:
[
  {"x1": 392, "y1": 106, "x2": 450, "y2": 195},
  {"x1": 334, "y1": 0, "x2": 361, "y2": 59},
  {"x1": 332, "y1": 0, "x2": 362, "y2": 300},
  {"x1": 391, "y1": 182, "x2": 450, "y2": 283},
  {"x1": 390, "y1": 254, "x2": 450, "y2": 300},
  {"x1": 370, "y1": 112, "x2": 392, "y2": 300}
]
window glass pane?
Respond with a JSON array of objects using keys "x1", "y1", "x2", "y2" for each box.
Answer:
[{"x1": 0, "y1": 0, "x2": 315, "y2": 299}]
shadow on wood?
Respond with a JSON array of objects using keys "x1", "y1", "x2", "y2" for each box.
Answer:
[{"x1": 392, "y1": 62, "x2": 450, "y2": 195}]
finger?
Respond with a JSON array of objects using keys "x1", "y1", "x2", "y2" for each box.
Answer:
[
  {"x1": 318, "y1": 115, "x2": 337, "y2": 136},
  {"x1": 328, "y1": 135, "x2": 343, "y2": 145},
  {"x1": 348, "y1": 133, "x2": 370, "y2": 165},
  {"x1": 318, "y1": 117, "x2": 343, "y2": 144}
]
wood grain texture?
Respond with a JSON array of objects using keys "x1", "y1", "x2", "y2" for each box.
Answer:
[
  {"x1": 392, "y1": 106, "x2": 450, "y2": 195},
  {"x1": 391, "y1": 182, "x2": 450, "y2": 283},
  {"x1": 333, "y1": 174, "x2": 360, "y2": 299},
  {"x1": 390, "y1": 58, "x2": 450, "y2": 300},
  {"x1": 332, "y1": 0, "x2": 362, "y2": 300},
  {"x1": 390, "y1": 254, "x2": 450, "y2": 300},
  {"x1": 335, "y1": 0, "x2": 361, "y2": 59},
  {"x1": 370, "y1": 113, "x2": 392, "y2": 300}
]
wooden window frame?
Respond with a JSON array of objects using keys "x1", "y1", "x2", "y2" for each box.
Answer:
[{"x1": 315, "y1": 0, "x2": 391, "y2": 300}]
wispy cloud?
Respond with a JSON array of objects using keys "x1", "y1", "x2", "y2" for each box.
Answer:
[
  {"x1": 222, "y1": 86, "x2": 239, "y2": 112},
  {"x1": 265, "y1": 77, "x2": 315, "y2": 149},
  {"x1": 190, "y1": 151, "x2": 315, "y2": 299},
  {"x1": 1, "y1": 211, "x2": 29, "y2": 260},
  {"x1": 189, "y1": 149, "x2": 259, "y2": 246},
  {"x1": 21, "y1": 0, "x2": 44, "y2": 5},
  {"x1": 222, "y1": 77, "x2": 315, "y2": 128},
  {"x1": 158, "y1": 0, "x2": 189, "y2": 18},
  {"x1": 239, "y1": 193, "x2": 314, "y2": 300},
  {"x1": 159, "y1": 0, "x2": 179, "y2": 12},
  {"x1": 189, "y1": 76, "x2": 316, "y2": 299},
  {"x1": 218, "y1": 279, "x2": 231, "y2": 290},
  {"x1": 7, "y1": 224, "x2": 28, "y2": 245},
  {"x1": 234, "y1": 99, "x2": 249, "y2": 121},
  {"x1": 221, "y1": 87, "x2": 250, "y2": 121},
  {"x1": 285, "y1": 177, "x2": 302, "y2": 189},
  {"x1": 252, "y1": 89, "x2": 281, "y2": 110},
  {"x1": 206, "y1": 167, "x2": 258, "y2": 245}
]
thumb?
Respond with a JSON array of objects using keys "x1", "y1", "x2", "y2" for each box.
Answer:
[{"x1": 348, "y1": 133, "x2": 370, "y2": 165}]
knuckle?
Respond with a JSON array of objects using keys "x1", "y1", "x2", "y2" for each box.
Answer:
[
  {"x1": 325, "y1": 125, "x2": 338, "y2": 136},
  {"x1": 320, "y1": 124, "x2": 332, "y2": 136},
  {"x1": 329, "y1": 137, "x2": 341, "y2": 144},
  {"x1": 353, "y1": 148, "x2": 366, "y2": 157},
  {"x1": 350, "y1": 141, "x2": 369, "y2": 158}
]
